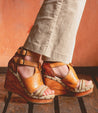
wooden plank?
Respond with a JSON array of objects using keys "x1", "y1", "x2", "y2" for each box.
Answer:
[
  {"x1": 0, "y1": 68, "x2": 97, "y2": 113},
  {"x1": 78, "y1": 74, "x2": 98, "y2": 113},
  {"x1": 74, "y1": 67, "x2": 98, "y2": 75},
  {"x1": 3, "y1": 103, "x2": 28, "y2": 113},
  {"x1": 0, "y1": 74, "x2": 27, "y2": 103},
  {"x1": 0, "y1": 102, "x2": 5, "y2": 113},
  {"x1": 0, "y1": 66, "x2": 98, "y2": 75},
  {"x1": 0, "y1": 74, "x2": 7, "y2": 102},
  {"x1": 0, "y1": 67, "x2": 7, "y2": 74},
  {"x1": 0, "y1": 74, "x2": 28, "y2": 113},
  {"x1": 33, "y1": 102, "x2": 55, "y2": 113},
  {"x1": 58, "y1": 96, "x2": 81, "y2": 113},
  {"x1": 1, "y1": 74, "x2": 55, "y2": 113},
  {"x1": 0, "y1": 74, "x2": 55, "y2": 113}
]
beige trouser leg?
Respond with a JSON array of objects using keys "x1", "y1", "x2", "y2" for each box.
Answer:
[{"x1": 24, "y1": 0, "x2": 86, "y2": 64}]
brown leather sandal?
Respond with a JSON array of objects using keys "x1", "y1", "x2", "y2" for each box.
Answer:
[
  {"x1": 42, "y1": 62, "x2": 94, "y2": 97},
  {"x1": 4, "y1": 47, "x2": 55, "y2": 104}
]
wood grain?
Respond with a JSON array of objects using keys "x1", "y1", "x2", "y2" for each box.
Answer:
[
  {"x1": 58, "y1": 96, "x2": 81, "y2": 113},
  {"x1": 79, "y1": 74, "x2": 98, "y2": 113},
  {"x1": 33, "y1": 102, "x2": 55, "y2": 113},
  {"x1": 0, "y1": 69, "x2": 98, "y2": 113}
]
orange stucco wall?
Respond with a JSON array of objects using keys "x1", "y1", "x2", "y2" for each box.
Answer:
[
  {"x1": 0, "y1": 0, "x2": 98, "y2": 66},
  {"x1": 72, "y1": 0, "x2": 98, "y2": 66}
]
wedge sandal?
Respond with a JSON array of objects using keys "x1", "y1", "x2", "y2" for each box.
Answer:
[
  {"x1": 42, "y1": 62, "x2": 94, "y2": 97},
  {"x1": 4, "y1": 47, "x2": 55, "y2": 104}
]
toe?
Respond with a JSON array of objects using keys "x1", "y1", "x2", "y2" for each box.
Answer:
[
  {"x1": 43, "y1": 88, "x2": 54, "y2": 96},
  {"x1": 43, "y1": 90, "x2": 48, "y2": 96},
  {"x1": 85, "y1": 80, "x2": 93, "y2": 86},
  {"x1": 47, "y1": 88, "x2": 51, "y2": 94},
  {"x1": 52, "y1": 90, "x2": 55, "y2": 94}
]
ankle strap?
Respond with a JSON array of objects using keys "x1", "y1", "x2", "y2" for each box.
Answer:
[
  {"x1": 13, "y1": 57, "x2": 39, "y2": 67},
  {"x1": 17, "y1": 47, "x2": 33, "y2": 57},
  {"x1": 49, "y1": 62, "x2": 65, "y2": 68}
]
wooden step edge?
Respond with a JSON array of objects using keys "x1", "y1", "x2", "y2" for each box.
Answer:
[{"x1": 0, "y1": 66, "x2": 98, "y2": 75}]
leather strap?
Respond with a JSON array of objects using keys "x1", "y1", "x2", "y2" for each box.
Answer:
[
  {"x1": 17, "y1": 47, "x2": 33, "y2": 57},
  {"x1": 62, "y1": 64, "x2": 79, "y2": 89},
  {"x1": 13, "y1": 57, "x2": 38, "y2": 67},
  {"x1": 22, "y1": 67, "x2": 44, "y2": 93},
  {"x1": 50, "y1": 62, "x2": 65, "y2": 68},
  {"x1": 8, "y1": 47, "x2": 46, "y2": 95}
]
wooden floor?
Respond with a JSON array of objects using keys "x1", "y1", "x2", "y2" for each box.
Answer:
[{"x1": 0, "y1": 67, "x2": 98, "y2": 113}]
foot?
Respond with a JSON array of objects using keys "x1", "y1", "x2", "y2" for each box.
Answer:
[
  {"x1": 52, "y1": 64, "x2": 93, "y2": 88},
  {"x1": 17, "y1": 56, "x2": 54, "y2": 96}
]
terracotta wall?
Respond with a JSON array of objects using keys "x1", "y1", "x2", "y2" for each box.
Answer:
[
  {"x1": 72, "y1": 0, "x2": 98, "y2": 66},
  {"x1": 0, "y1": 0, "x2": 98, "y2": 66}
]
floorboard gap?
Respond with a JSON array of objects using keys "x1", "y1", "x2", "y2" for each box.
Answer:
[
  {"x1": 78, "y1": 97, "x2": 87, "y2": 113},
  {"x1": 0, "y1": 67, "x2": 7, "y2": 74},
  {"x1": 28, "y1": 102, "x2": 34, "y2": 113},
  {"x1": 54, "y1": 96, "x2": 60, "y2": 113},
  {"x1": 91, "y1": 76, "x2": 98, "y2": 89}
]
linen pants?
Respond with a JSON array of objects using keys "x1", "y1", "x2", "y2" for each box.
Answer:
[{"x1": 24, "y1": 0, "x2": 86, "y2": 64}]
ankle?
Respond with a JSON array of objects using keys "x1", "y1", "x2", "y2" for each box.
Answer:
[
  {"x1": 17, "y1": 52, "x2": 40, "y2": 79},
  {"x1": 44, "y1": 61, "x2": 69, "y2": 78},
  {"x1": 24, "y1": 52, "x2": 40, "y2": 62},
  {"x1": 52, "y1": 64, "x2": 69, "y2": 78}
]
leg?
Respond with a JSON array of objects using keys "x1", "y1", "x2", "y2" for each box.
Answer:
[
  {"x1": 23, "y1": 0, "x2": 71, "y2": 77},
  {"x1": 23, "y1": 0, "x2": 65, "y2": 95},
  {"x1": 39, "y1": 0, "x2": 94, "y2": 96},
  {"x1": 42, "y1": 0, "x2": 92, "y2": 87},
  {"x1": 5, "y1": 0, "x2": 62, "y2": 102},
  {"x1": 16, "y1": 0, "x2": 58, "y2": 96},
  {"x1": 42, "y1": 0, "x2": 87, "y2": 63},
  {"x1": 24, "y1": 0, "x2": 64, "y2": 57},
  {"x1": 17, "y1": 51, "x2": 54, "y2": 95}
]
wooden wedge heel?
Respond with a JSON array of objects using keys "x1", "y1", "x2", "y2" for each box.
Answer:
[
  {"x1": 42, "y1": 62, "x2": 94, "y2": 97},
  {"x1": 4, "y1": 47, "x2": 55, "y2": 104}
]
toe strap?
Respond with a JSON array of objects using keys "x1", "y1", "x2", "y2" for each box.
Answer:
[
  {"x1": 74, "y1": 79, "x2": 94, "y2": 92},
  {"x1": 34, "y1": 85, "x2": 48, "y2": 97},
  {"x1": 32, "y1": 85, "x2": 55, "y2": 99}
]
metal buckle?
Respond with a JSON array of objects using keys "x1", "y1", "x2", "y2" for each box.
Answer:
[
  {"x1": 19, "y1": 48, "x2": 27, "y2": 56},
  {"x1": 21, "y1": 49, "x2": 27, "y2": 56},
  {"x1": 18, "y1": 58, "x2": 24, "y2": 65}
]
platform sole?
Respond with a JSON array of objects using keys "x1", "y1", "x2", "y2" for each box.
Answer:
[
  {"x1": 44, "y1": 77, "x2": 93, "y2": 97},
  {"x1": 4, "y1": 70, "x2": 54, "y2": 104}
]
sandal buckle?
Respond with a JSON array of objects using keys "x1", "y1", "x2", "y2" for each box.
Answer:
[
  {"x1": 18, "y1": 47, "x2": 27, "y2": 56},
  {"x1": 21, "y1": 49, "x2": 27, "y2": 56},
  {"x1": 18, "y1": 58, "x2": 24, "y2": 65}
]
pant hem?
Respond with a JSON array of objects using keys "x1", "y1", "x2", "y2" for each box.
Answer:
[
  {"x1": 42, "y1": 52, "x2": 72, "y2": 64},
  {"x1": 23, "y1": 44, "x2": 72, "y2": 64}
]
